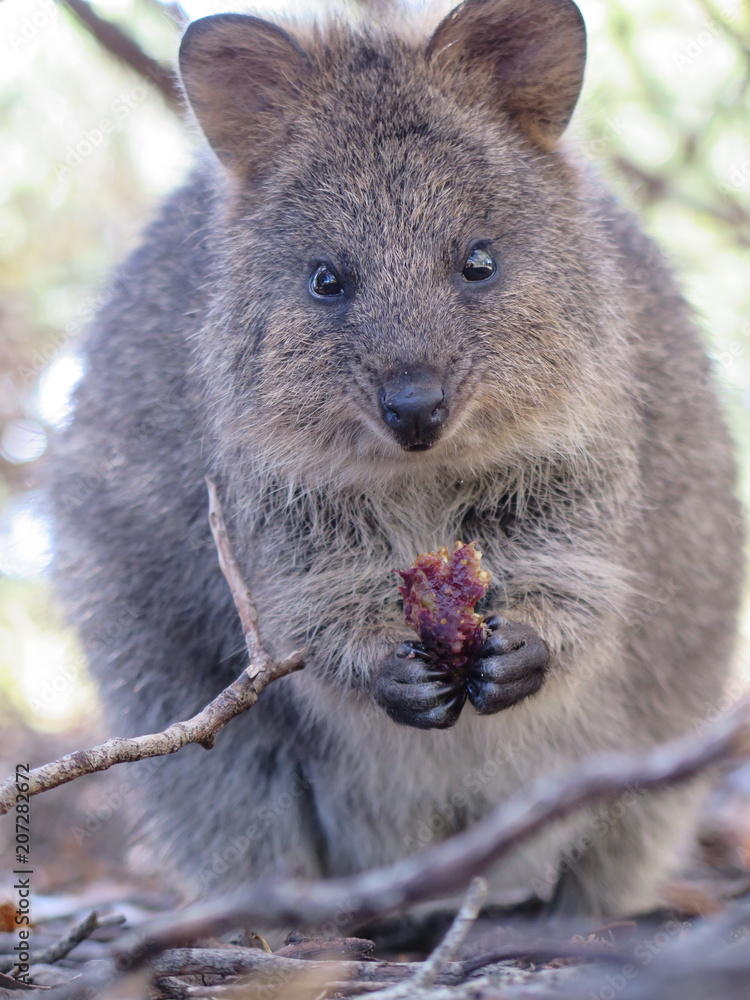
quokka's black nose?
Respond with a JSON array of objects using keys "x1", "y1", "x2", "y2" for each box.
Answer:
[{"x1": 379, "y1": 374, "x2": 449, "y2": 450}]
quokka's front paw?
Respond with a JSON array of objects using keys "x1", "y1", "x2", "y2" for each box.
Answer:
[
  {"x1": 374, "y1": 641, "x2": 467, "y2": 730},
  {"x1": 465, "y1": 616, "x2": 550, "y2": 715}
]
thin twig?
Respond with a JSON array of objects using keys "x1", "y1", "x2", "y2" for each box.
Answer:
[
  {"x1": 35, "y1": 912, "x2": 99, "y2": 968},
  {"x1": 206, "y1": 478, "x2": 266, "y2": 666},
  {"x1": 358, "y1": 879, "x2": 489, "y2": 1000},
  {"x1": 0, "y1": 482, "x2": 305, "y2": 817},
  {"x1": 173, "y1": 981, "x2": 395, "y2": 1000},
  {"x1": 0, "y1": 912, "x2": 125, "y2": 973},
  {"x1": 0, "y1": 657, "x2": 295, "y2": 814},
  {"x1": 0, "y1": 971, "x2": 38, "y2": 992},
  {"x1": 36, "y1": 913, "x2": 126, "y2": 967},
  {"x1": 412, "y1": 878, "x2": 487, "y2": 988},
  {"x1": 459, "y1": 941, "x2": 632, "y2": 975}
]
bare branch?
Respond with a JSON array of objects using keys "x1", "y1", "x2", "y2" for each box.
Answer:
[
  {"x1": 61, "y1": 0, "x2": 183, "y2": 110},
  {"x1": 162, "y1": 979, "x2": 397, "y2": 1000},
  {"x1": 159, "y1": 976, "x2": 397, "y2": 1000},
  {"x1": 0, "y1": 481, "x2": 304, "y2": 816},
  {"x1": 207, "y1": 477, "x2": 267, "y2": 668},
  {"x1": 36, "y1": 913, "x2": 126, "y2": 968},
  {"x1": 151, "y1": 949, "x2": 424, "y2": 983},
  {"x1": 108, "y1": 701, "x2": 749, "y2": 954}
]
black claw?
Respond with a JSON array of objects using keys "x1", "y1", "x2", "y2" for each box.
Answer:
[
  {"x1": 421, "y1": 687, "x2": 467, "y2": 729},
  {"x1": 466, "y1": 619, "x2": 550, "y2": 716},
  {"x1": 467, "y1": 672, "x2": 544, "y2": 714},
  {"x1": 375, "y1": 640, "x2": 469, "y2": 729},
  {"x1": 395, "y1": 641, "x2": 432, "y2": 661},
  {"x1": 433, "y1": 682, "x2": 465, "y2": 698}
]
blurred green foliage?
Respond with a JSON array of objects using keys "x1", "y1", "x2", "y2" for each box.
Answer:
[
  {"x1": 0, "y1": 0, "x2": 748, "y2": 731},
  {"x1": 575, "y1": 0, "x2": 750, "y2": 485}
]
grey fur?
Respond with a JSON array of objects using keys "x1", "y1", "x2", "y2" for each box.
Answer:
[{"x1": 49, "y1": 0, "x2": 743, "y2": 916}]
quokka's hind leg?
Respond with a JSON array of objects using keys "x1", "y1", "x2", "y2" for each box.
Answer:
[{"x1": 546, "y1": 781, "x2": 707, "y2": 919}]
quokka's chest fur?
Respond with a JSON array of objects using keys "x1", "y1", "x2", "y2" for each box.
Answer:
[{"x1": 237, "y1": 474, "x2": 508, "y2": 666}]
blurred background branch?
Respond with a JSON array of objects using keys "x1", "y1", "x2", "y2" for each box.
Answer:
[{"x1": 61, "y1": 0, "x2": 184, "y2": 108}]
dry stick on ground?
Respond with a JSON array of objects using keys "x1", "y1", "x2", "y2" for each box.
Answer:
[
  {"x1": 178, "y1": 983, "x2": 394, "y2": 999},
  {"x1": 152, "y1": 950, "x2": 424, "y2": 983},
  {"x1": 0, "y1": 480, "x2": 305, "y2": 817},
  {"x1": 40, "y1": 698, "x2": 750, "y2": 1000},
  {"x1": 154, "y1": 882, "x2": 487, "y2": 997},
  {"x1": 358, "y1": 878, "x2": 489, "y2": 1000},
  {"x1": 149, "y1": 940, "x2": 632, "y2": 995},
  {"x1": 0, "y1": 913, "x2": 126, "y2": 974},
  {"x1": 411, "y1": 877, "x2": 487, "y2": 989},
  {"x1": 34, "y1": 913, "x2": 126, "y2": 969},
  {"x1": 81, "y1": 699, "x2": 746, "y2": 975},
  {"x1": 34, "y1": 716, "x2": 750, "y2": 1000}
]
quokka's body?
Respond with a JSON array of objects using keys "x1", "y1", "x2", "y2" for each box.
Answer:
[{"x1": 50, "y1": 0, "x2": 744, "y2": 916}]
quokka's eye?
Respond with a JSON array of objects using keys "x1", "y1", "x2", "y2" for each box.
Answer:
[
  {"x1": 461, "y1": 247, "x2": 497, "y2": 282},
  {"x1": 310, "y1": 264, "x2": 344, "y2": 297}
]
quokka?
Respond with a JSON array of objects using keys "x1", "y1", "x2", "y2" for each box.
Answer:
[{"x1": 51, "y1": 0, "x2": 744, "y2": 916}]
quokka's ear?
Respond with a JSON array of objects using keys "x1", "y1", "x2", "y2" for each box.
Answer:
[
  {"x1": 179, "y1": 13, "x2": 311, "y2": 176},
  {"x1": 426, "y1": 0, "x2": 586, "y2": 150}
]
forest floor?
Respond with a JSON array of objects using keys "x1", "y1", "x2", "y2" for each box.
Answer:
[{"x1": 2, "y1": 718, "x2": 750, "y2": 1000}]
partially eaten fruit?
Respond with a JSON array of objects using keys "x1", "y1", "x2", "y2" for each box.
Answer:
[{"x1": 398, "y1": 541, "x2": 491, "y2": 671}]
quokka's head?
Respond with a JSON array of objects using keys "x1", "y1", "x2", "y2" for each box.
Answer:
[{"x1": 182, "y1": 0, "x2": 627, "y2": 485}]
